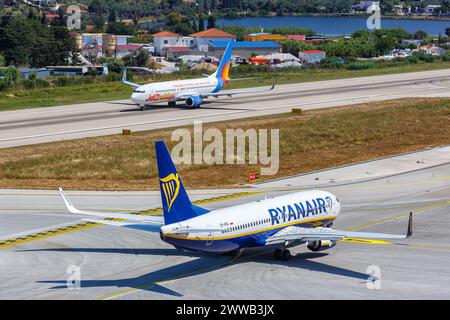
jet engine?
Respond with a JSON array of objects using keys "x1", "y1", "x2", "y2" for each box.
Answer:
[
  {"x1": 185, "y1": 95, "x2": 203, "y2": 108},
  {"x1": 306, "y1": 240, "x2": 337, "y2": 252}
]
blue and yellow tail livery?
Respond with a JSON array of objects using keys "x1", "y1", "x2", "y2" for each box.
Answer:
[
  {"x1": 209, "y1": 41, "x2": 233, "y2": 88},
  {"x1": 155, "y1": 141, "x2": 209, "y2": 224}
]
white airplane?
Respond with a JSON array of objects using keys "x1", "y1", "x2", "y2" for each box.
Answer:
[
  {"x1": 122, "y1": 42, "x2": 276, "y2": 110},
  {"x1": 59, "y1": 141, "x2": 412, "y2": 260}
]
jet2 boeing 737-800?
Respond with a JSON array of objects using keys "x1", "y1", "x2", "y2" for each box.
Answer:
[
  {"x1": 122, "y1": 42, "x2": 276, "y2": 110},
  {"x1": 59, "y1": 141, "x2": 412, "y2": 260}
]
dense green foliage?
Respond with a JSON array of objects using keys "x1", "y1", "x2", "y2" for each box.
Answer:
[
  {"x1": 279, "y1": 28, "x2": 428, "y2": 58},
  {"x1": 0, "y1": 15, "x2": 78, "y2": 67},
  {"x1": 0, "y1": 67, "x2": 17, "y2": 91}
]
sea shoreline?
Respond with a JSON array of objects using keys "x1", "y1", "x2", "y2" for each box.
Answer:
[{"x1": 217, "y1": 13, "x2": 450, "y2": 22}]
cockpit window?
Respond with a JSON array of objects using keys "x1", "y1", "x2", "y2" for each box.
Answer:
[{"x1": 133, "y1": 90, "x2": 145, "y2": 93}]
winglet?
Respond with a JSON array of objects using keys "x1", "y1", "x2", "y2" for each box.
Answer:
[
  {"x1": 406, "y1": 212, "x2": 413, "y2": 238},
  {"x1": 59, "y1": 188, "x2": 80, "y2": 214},
  {"x1": 121, "y1": 68, "x2": 140, "y2": 88}
]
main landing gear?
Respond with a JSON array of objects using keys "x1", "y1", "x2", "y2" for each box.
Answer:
[
  {"x1": 273, "y1": 248, "x2": 291, "y2": 261},
  {"x1": 139, "y1": 105, "x2": 145, "y2": 111},
  {"x1": 168, "y1": 101, "x2": 176, "y2": 107}
]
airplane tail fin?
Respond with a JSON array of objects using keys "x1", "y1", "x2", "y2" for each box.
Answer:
[
  {"x1": 210, "y1": 41, "x2": 233, "y2": 83},
  {"x1": 155, "y1": 141, "x2": 209, "y2": 225}
]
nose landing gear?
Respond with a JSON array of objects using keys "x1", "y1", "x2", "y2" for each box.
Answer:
[
  {"x1": 139, "y1": 105, "x2": 145, "y2": 111},
  {"x1": 273, "y1": 248, "x2": 291, "y2": 260}
]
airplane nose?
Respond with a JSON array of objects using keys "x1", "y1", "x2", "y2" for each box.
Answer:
[{"x1": 131, "y1": 93, "x2": 142, "y2": 104}]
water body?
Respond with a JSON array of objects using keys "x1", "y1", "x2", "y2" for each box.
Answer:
[{"x1": 216, "y1": 16, "x2": 450, "y2": 36}]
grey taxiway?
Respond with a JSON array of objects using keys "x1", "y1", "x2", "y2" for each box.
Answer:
[
  {"x1": 0, "y1": 69, "x2": 449, "y2": 148},
  {"x1": 0, "y1": 145, "x2": 449, "y2": 299}
]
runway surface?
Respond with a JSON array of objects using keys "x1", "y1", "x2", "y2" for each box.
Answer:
[
  {"x1": 0, "y1": 146, "x2": 449, "y2": 299},
  {"x1": 1, "y1": 69, "x2": 449, "y2": 148}
]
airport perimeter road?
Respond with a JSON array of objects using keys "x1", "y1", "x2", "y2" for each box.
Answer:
[
  {"x1": 1, "y1": 69, "x2": 449, "y2": 148},
  {"x1": 0, "y1": 147, "x2": 449, "y2": 299}
]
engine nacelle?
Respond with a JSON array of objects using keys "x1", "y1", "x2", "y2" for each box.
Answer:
[
  {"x1": 307, "y1": 240, "x2": 336, "y2": 252},
  {"x1": 185, "y1": 95, "x2": 203, "y2": 108}
]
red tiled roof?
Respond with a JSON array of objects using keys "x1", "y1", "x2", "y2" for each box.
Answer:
[
  {"x1": 46, "y1": 14, "x2": 61, "y2": 19},
  {"x1": 287, "y1": 35, "x2": 305, "y2": 40},
  {"x1": 116, "y1": 44, "x2": 142, "y2": 50},
  {"x1": 191, "y1": 28, "x2": 236, "y2": 38},
  {"x1": 165, "y1": 46, "x2": 191, "y2": 52},
  {"x1": 300, "y1": 50, "x2": 325, "y2": 54},
  {"x1": 153, "y1": 31, "x2": 180, "y2": 38}
]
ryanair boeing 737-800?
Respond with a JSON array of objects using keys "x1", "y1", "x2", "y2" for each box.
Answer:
[
  {"x1": 59, "y1": 141, "x2": 412, "y2": 260},
  {"x1": 122, "y1": 42, "x2": 276, "y2": 110}
]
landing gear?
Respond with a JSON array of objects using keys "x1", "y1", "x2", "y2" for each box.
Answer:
[
  {"x1": 273, "y1": 248, "x2": 290, "y2": 260},
  {"x1": 139, "y1": 105, "x2": 145, "y2": 111},
  {"x1": 168, "y1": 101, "x2": 176, "y2": 107}
]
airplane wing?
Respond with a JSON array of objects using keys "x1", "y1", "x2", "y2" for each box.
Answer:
[
  {"x1": 121, "y1": 68, "x2": 140, "y2": 88},
  {"x1": 59, "y1": 188, "x2": 164, "y2": 226},
  {"x1": 265, "y1": 213, "x2": 412, "y2": 246},
  {"x1": 200, "y1": 80, "x2": 277, "y2": 99}
]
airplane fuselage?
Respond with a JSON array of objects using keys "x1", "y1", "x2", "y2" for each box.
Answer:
[
  {"x1": 160, "y1": 190, "x2": 341, "y2": 254},
  {"x1": 131, "y1": 76, "x2": 223, "y2": 106}
]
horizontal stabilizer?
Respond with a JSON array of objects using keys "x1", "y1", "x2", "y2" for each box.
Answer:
[{"x1": 59, "y1": 188, "x2": 164, "y2": 224}]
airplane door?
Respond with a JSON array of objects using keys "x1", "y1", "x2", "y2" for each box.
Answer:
[
  {"x1": 206, "y1": 233, "x2": 213, "y2": 246},
  {"x1": 206, "y1": 225, "x2": 213, "y2": 246}
]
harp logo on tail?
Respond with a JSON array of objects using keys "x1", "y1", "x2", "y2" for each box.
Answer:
[{"x1": 160, "y1": 173, "x2": 180, "y2": 212}]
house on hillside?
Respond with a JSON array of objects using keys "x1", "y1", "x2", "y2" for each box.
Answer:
[
  {"x1": 18, "y1": 68, "x2": 50, "y2": 80},
  {"x1": 191, "y1": 28, "x2": 236, "y2": 52},
  {"x1": 298, "y1": 50, "x2": 326, "y2": 63},
  {"x1": 424, "y1": 5, "x2": 441, "y2": 15},
  {"x1": 287, "y1": 35, "x2": 306, "y2": 41},
  {"x1": 244, "y1": 32, "x2": 287, "y2": 42},
  {"x1": 152, "y1": 31, "x2": 195, "y2": 55}
]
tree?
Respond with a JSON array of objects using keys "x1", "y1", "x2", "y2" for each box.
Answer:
[
  {"x1": 92, "y1": 14, "x2": 106, "y2": 32},
  {"x1": 374, "y1": 35, "x2": 397, "y2": 55},
  {"x1": 0, "y1": 16, "x2": 78, "y2": 67},
  {"x1": 135, "y1": 49, "x2": 150, "y2": 67},
  {"x1": 109, "y1": 10, "x2": 117, "y2": 23},
  {"x1": 0, "y1": 54, "x2": 5, "y2": 67},
  {"x1": 414, "y1": 30, "x2": 428, "y2": 40},
  {"x1": 207, "y1": 15, "x2": 216, "y2": 29},
  {"x1": 106, "y1": 22, "x2": 135, "y2": 35},
  {"x1": 198, "y1": 16, "x2": 205, "y2": 31},
  {"x1": 446, "y1": 27, "x2": 450, "y2": 37}
]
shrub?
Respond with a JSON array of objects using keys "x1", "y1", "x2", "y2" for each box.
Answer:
[
  {"x1": 406, "y1": 55, "x2": 419, "y2": 64},
  {"x1": 346, "y1": 61, "x2": 376, "y2": 70},
  {"x1": 414, "y1": 51, "x2": 435, "y2": 63},
  {"x1": 0, "y1": 67, "x2": 18, "y2": 91},
  {"x1": 20, "y1": 78, "x2": 50, "y2": 90},
  {"x1": 442, "y1": 52, "x2": 450, "y2": 62}
]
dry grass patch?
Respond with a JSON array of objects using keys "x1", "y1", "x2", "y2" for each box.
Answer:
[{"x1": 1, "y1": 97, "x2": 449, "y2": 190}]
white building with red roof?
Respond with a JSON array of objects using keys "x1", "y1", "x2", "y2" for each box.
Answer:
[
  {"x1": 190, "y1": 28, "x2": 236, "y2": 52},
  {"x1": 152, "y1": 28, "x2": 236, "y2": 56},
  {"x1": 153, "y1": 31, "x2": 191, "y2": 55}
]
